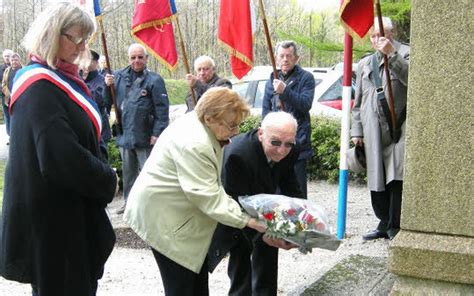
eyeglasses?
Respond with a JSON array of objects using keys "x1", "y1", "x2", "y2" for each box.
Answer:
[
  {"x1": 270, "y1": 140, "x2": 296, "y2": 149},
  {"x1": 62, "y1": 33, "x2": 89, "y2": 45},
  {"x1": 130, "y1": 55, "x2": 145, "y2": 60},
  {"x1": 221, "y1": 120, "x2": 239, "y2": 132}
]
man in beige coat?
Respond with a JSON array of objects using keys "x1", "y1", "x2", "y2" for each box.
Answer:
[{"x1": 351, "y1": 17, "x2": 410, "y2": 241}]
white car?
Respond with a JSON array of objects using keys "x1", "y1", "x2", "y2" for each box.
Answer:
[
  {"x1": 168, "y1": 64, "x2": 355, "y2": 121},
  {"x1": 232, "y1": 65, "x2": 356, "y2": 118}
]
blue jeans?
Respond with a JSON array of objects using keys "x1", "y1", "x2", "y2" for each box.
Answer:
[{"x1": 119, "y1": 147, "x2": 151, "y2": 201}]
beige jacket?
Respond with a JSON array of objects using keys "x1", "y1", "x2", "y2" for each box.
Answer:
[{"x1": 123, "y1": 112, "x2": 250, "y2": 273}]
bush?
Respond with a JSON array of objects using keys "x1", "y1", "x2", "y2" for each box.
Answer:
[
  {"x1": 308, "y1": 116, "x2": 366, "y2": 184},
  {"x1": 239, "y1": 115, "x2": 261, "y2": 133},
  {"x1": 107, "y1": 114, "x2": 366, "y2": 185},
  {"x1": 165, "y1": 79, "x2": 188, "y2": 105},
  {"x1": 107, "y1": 139, "x2": 123, "y2": 190}
]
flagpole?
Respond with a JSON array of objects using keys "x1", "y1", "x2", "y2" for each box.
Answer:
[
  {"x1": 337, "y1": 32, "x2": 353, "y2": 240},
  {"x1": 257, "y1": 0, "x2": 284, "y2": 111},
  {"x1": 174, "y1": 16, "x2": 197, "y2": 107},
  {"x1": 374, "y1": 0, "x2": 397, "y2": 131},
  {"x1": 98, "y1": 18, "x2": 122, "y2": 134}
]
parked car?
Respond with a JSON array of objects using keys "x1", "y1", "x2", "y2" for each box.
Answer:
[
  {"x1": 232, "y1": 65, "x2": 356, "y2": 117},
  {"x1": 168, "y1": 63, "x2": 356, "y2": 122}
]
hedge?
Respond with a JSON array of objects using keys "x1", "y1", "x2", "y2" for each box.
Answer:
[{"x1": 107, "y1": 114, "x2": 366, "y2": 184}]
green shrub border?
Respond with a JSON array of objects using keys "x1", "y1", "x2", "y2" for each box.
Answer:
[{"x1": 107, "y1": 114, "x2": 366, "y2": 184}]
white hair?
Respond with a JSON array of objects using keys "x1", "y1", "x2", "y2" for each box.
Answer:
[
  {"x1": 372, "y1": 16, "x2": 393, "y2": 32},
  {"x1": 128, "y1": 43, "x2": 148, "y2": 57},
  {"x1": 2, "y1": 49, "x2": 13, "y2": 57},
  {"x1": 261, "y1": 111, "x2": 298, "y2": 132},
  {"x1": 194, "y1": 55, "x2": 216, "y2": 70}
]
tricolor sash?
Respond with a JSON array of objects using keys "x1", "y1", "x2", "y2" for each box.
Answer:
[{"x1": 10, "y1": 64, "x2": 102, "y2": 141}]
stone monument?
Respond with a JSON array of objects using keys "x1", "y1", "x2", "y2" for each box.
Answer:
[{"x1": 388, "y1": 0, "x2": 473, "y2": 294}]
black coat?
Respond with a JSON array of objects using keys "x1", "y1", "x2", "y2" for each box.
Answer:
[
  {"x1": 0, "y1": 70, "x2": 117, "y2": 295},
  {"x1": 208, "y1": 129, "x2": 302, "y2": 272}
]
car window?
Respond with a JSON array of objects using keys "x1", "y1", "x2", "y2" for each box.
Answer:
[
  {"x1": 233, "y1": 81, "x2": 252, "y2": 104},
  {"x1": 254, "y1": 80, "x2": 267, "y2": 108},
  {"x1": 319, "y1": 77, "x2": 343, "y2": 102}
]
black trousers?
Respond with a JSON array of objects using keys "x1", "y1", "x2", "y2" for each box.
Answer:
[
  {"x1": 294, "y1": 158, "x2": 308, "y2": 199},
  {"x1": 227, "y1": 231, "x2": 278, "y2": 296},
  {"x1": 151, "y1": 248, "x2": 209, "y2": 296},
  {"x1": 370, "y1": 180, "x2": 403, "y2": 236}
]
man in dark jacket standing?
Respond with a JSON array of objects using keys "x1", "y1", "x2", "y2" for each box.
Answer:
[
  {"x1": 209, "y1": 111, "x2": 302, "y2": 296},
  {"x1": 82, "y1": 50, "x2": 111, "y2": 159},
  {"x1": 262, "y1": 40, "x2": 315, "y2": 199},
  {"x1": 184, "y1": 55, "x2": 231, "y2": 112},
  {"x1": 104, "y1": 43, "x2": 169, "y2": 213}
]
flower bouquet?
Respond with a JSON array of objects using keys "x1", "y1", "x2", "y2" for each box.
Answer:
[{"x1": 239, "y1": 194, "x2": 341, "y2": 253}]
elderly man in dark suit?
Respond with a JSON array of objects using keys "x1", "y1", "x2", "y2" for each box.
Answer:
[{"x1": 208, "y1": 111, "x2": 302, "y2": 296}]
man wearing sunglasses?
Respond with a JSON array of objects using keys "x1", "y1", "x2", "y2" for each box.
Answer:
[
  {"x1": 104, "y1": 43, "x2": 170, "y2": 214},
  {"x1": 209, "y1": 111, "x2": 303, "y2": 296}
]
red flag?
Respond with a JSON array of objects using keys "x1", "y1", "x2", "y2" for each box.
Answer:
[
  {"x1": 218, "y1": 0, "x2": 255, "y2": 79},
  {"x1": 340, "y1": 0, "x2": 374, "y2": 39},
  {"x1": 131, "y1": 0, "x2": 178, "y2": 70}
]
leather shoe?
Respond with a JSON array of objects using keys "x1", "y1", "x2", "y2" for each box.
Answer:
[{"x1": 362, "y1": 230, "x2": 389, "y2": 241}]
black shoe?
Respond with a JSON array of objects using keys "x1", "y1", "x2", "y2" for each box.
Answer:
[
  {"x1": 362, "y1": 230, "x2": 389, "y2": 241},
  {"x1": 387, "y1": 228, "x2": 400, "y2": 240}
]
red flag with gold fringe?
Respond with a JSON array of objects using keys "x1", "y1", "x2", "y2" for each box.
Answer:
[
  {"x1": 131, "y1": 0, "x2": 178, "y2": 70},
  {"x1": 218, "y1": 0, "x2": 255, "y2": 79},
  {"x1": 340, "y1": 0, "x2": 374, "y2": 39}
]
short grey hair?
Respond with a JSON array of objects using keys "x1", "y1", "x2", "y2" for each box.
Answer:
[
  {"x1": 2, "y1": 49, "x2": 13, "y2": 58},
  {"x1": 261, "y1": 111, "x2": 298, "y2": 132},
  {"x1": 372, "y1": 16, "x2": 393, "y2": 32},
  {"x1": 194, "y1": 55, "x2": 216, "y2": 70},
  {"x1": 275, "y1": 40, "x2": 299, "y2": 57},
  {"x1": 22, "y1": 2, "x2": 95, "y2": 69},
  {"x1": 128, "y1": 43, "x2": 148, "y2": 57}
]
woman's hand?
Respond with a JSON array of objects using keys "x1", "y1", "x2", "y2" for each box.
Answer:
[{"x1": 246, "y1": 217, "x2": 266, "y2": 233}]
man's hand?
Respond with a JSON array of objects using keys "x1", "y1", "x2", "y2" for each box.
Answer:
[
  {"x1": 262, "y1": 235, "x2": 298, "y2": 250},
  {"x1": 150, "y1": 136, "x2": 158, "y2": 146},
  {"x1": 185, "y1": 74, "x2": 198, "y2": 87},
  {"x1": 104, "y1": 74, "x2": 115, "y2": 86},
  {"x1": 351, "y1": 137, "x2": 364, "y2": 146},
  {"x1": 272, "y1": 79, "x2": 286, "y2": 94},
  {"x1": 375, "y1": 36, "x2": 396, "y2": 57}
]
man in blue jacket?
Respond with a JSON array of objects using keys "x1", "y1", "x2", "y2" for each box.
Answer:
[
  {"x1": 104, "y1": 43, "x2": 169, "y2": 214},
  {"x1": 262, "y1": 40, "x2": 315, "y2": 199}
]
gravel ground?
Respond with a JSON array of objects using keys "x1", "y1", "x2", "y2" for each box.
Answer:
[{"x1": 0, "y1": 179, "x2": 390, "y2": 295}]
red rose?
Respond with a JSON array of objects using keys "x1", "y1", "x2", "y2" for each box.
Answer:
[
  {"x1": 263, "y1": 212, "x2": 274, "y2": 220},
  {"x1": 287, "y1": 208, "x2": 296, "y2": 216},
  {"x1": 303, "y1": 213, "x2": 314, "y2": 224}
]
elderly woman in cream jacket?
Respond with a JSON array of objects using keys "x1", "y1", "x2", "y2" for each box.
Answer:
[{"x1": 124, "y1": 87, "x2": 265, "y2": 296}]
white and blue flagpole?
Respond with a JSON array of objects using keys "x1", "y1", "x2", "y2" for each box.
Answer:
[{"x1": 336, "y1": 33, "x2": 353, "y2": 239}]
